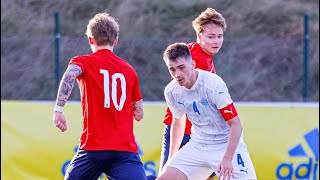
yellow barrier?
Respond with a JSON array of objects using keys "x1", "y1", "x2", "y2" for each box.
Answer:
[{"x1": 1, "y1": 101, "x2": 319, "y2": 179}]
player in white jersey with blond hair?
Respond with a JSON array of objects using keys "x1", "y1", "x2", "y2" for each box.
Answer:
[{"x1": 156, "y1": 42, "x2": 257, "y2": 180}]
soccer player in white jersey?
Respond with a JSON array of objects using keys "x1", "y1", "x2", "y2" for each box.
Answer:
[{"x1": 156, "y1": 42, "x2": 257, "y2": 180}]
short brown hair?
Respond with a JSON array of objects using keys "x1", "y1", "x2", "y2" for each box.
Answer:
[
  {"x1": 192, "y1": 8, "x2": 227, "y2": 33},
  {"x1": 163, "y1": 42, "x2": 191, "y2": 63},
  {"x1": 86, "y1": 13, "x2": 119, "y2": 46}
]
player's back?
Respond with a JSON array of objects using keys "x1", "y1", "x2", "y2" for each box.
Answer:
[{"x1": 69, "y1": 49, "x2": 142, "y2": 152}]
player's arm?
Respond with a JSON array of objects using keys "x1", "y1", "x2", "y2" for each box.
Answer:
[
  {"x1": 132, "y1": 99, "x2": 143, "y2": 121},
  {"x1": 218, "y1": 115, "x2": 242, "y2": 180},
  {"x1": 53, "y1": 64, "x2": 82, "y2": 132},
  {"x1": 164, "y1": 85, "x2": 186, "y2": 159},
  {"x1": 223, "y1": 116, "x2": 242, "y2": 160},
  {"x1": 169, "y1": 113, "x2": 186, "y2": 159},
  {"x1": 212, "y1": 80, "x2": 242, "y2": 179}
]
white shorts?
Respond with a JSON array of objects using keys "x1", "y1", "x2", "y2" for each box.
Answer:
[{"x1": 164, "y1": 139, "x2": 257, "y2": 180}]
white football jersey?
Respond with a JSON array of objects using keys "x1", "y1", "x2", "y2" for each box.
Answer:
[{"x1": 164, "y1": 69, "x2": 237, "y2": 145}]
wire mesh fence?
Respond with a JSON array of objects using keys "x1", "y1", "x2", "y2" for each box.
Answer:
[{"x1": 1, "y1": 34, "x2": 319, "y2": 101}]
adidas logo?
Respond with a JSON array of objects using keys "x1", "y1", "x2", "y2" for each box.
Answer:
[{"x1": 276, "y1": 128, "x2": 319, "y2": 179}]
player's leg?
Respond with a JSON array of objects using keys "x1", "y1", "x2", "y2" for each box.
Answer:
[
  {"x1": 160, "y1": 141, "x2": 213, "y2": 180},
  {"x1": 206, "y1": 173, "x2": 216, "y2": 180},
  {"x1": 105, "y1": 151, "x2": 147, "y2": 180},
  {"x1": 159, "y1": 125, "x2": 191, "y2": 173},
  {"x1": 64, "y1": 149, "x2": 103, "y2": 180},
  {"x1": 157, "y1": 166, "x2": 188, "y2": 180},
  {"x1": 212, "y1": 142, "x2": 257, "y2": 180},
  {"x1": 206, "y1": 171, "x2": 217, "y2": 179},
  {"x1": 159, "y1": 125, "x2": 171, "y2": 173},
  {"x1": 231, "y1": 145, "x2": 257, "y2": 180}
]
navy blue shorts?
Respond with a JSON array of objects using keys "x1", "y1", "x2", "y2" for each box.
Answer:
[
  {"x1": 65, "y1": 149, "x2": 147, "y2": 180},
  {"x1": 159, "y1": 125, "x2": 215, "y2": 177}
]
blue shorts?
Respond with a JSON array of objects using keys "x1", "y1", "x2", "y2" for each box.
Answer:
[
  {"x1": 159, "y1": 125, "x2": 215, "y2": 177},
  {"x1": 65, "y1": 149, "x2": 147, "y2": 180}
]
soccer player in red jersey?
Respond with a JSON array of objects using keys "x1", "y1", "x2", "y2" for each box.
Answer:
[
  {"x1": 159, "y1": 8, "x2": 226, "y2": 179},
  {"x1": 53, "y1": 13, "x2": 147, "y2": 180}
]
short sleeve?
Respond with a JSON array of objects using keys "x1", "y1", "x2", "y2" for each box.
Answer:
[
  {"x1": 164, "y1": 87, "x2": 185, "y2": 119},
  {"x1": 69, "y1": 56, "x2": 85, "y2": 77},
  {"x1": 212, "y1": 82, "x2": 238, "y2": 121},
  {"x1": 213, "y1": 82, "x2": 233, "y2": 109},
  {"x1": 131, "y1": 71, "x2": 142, "y2": 102}
]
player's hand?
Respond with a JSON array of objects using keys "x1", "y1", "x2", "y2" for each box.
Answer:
[
  {"x1": 53, "y1": 111, "x2": 67, "y2": 132},
  {"x1": 217, "y1": 158, "x2": 234, "y2": 180}
]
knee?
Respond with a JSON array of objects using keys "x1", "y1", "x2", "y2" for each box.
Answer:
[
  {"x1": 155, "y1": 176, "x2": 166, "y2": 180},
  {"x1": 156, "y1": 172, "x2": 172, "y2": 180}
]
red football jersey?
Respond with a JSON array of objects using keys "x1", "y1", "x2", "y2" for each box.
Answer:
[
  {"x1": 163, "y1": 42, "x2": 215, "y2": 134},
  {"x1": 69, "y1": 49, "x2": 142, "y2": 153}
]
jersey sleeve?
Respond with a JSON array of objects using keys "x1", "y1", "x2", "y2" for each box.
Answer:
[
  {"x1": 164, "y1": 86, "x2": 185, "y2": 120},
  {"x1": 212, "y1": 81, "x2": 238, "y2": 121},
  {"x1": 131, "y1": 71, "x2": 142, "y2": 102},
  {"x1": 69, "y1": 56, "x2": 85, "y2": 78}
]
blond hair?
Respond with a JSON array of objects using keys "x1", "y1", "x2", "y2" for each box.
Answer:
[
  {"x1": 86, "y1": 13, "x2": 119, "y2": 46},
  {"x1": 192, "y1": 8, "x2": 227, "y2": 33}
]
